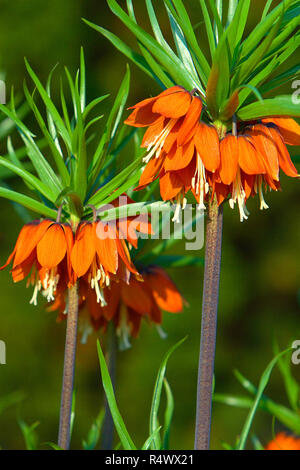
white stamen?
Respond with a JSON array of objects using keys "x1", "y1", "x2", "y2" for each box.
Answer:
[
  {"x1": 230, "y1": 170, "x2": 249, "y2": 222},
  {"x1": 143, "y1": 119, "x2": 177, "y2": 164},
  {"x1": 29, "y1": 280, "x2": 42, "y2": 306},
  {"x1": 193, "y1": 153, "x2": 208, "y2": 211}
]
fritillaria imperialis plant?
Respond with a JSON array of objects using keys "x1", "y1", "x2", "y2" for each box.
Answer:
[
  {"x1": 0, "y1": 50, "x2": 164, "y2": 450},
  {"x1": 87, "y1": 0, "x2": 300, "y2": 449}
]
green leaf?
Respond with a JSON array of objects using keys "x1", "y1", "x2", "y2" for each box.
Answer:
[
  {"x1": 206, "y1": 30, "x2": 230, "y2": 118},
  {"x1": 106, "y1": 0, "x2": 199, "y2": 90},
  {"x1": 82, "y1": 409, "x2": 105, "y2": 450},
  {"x1": 89, "y1": 66, "x2": 131, "y2": 187},
  {"x1": 150, "y1": 255, "x2": 204, "y2": 269},
  {"x1": 0, "y1": 157, "x2": 55, "y2": 201},
  {"x1": 162, "y1": 379, "x2": 174, "y2": 450},
  {"x1": 233, "y1": 17, "x2": 282, "y2": 88},
  {"x1": 238, "y1": 96, "x2": 300, "y2": 120},
  {"x1": 240, "y1": 0, "x2": 294, "y2": 59},
  {"x1": 166, "y1": 7, "x2": 200, "y2": 88},
  {"x1": 199, "y1": 0, "x2": 216, "y2": 58},
  {"x1": 87, "y1": 155, "x2": 143, "y2": 207},
  {"x1": 43, "y1": 442, "x2": 63, "y2": 450},
  {"x1": 141, "y1": 426, "x2": 162, "y2": 450},
  {"x1": 23, "y1": 81, "x2": 70, "y2": 186},
  {"x1": 149, "y1": 337, "x2": 187, "y2": 450},
  {"x1": 164, "y1": 0, "x2": 210, "y2": 82},
  {"x1": 0, "y1": 103, "x2": 62, "y2": 197},
  {"x1": 137, "y1": 44, "x2": 174, "y2": 88},
  {"x1": 273, "y1": 339, "x2": 300, "y2": 411},
  {"x1": 226, "y1": 0, "x2": 250, "y2": 58},
  {"x1": 0, "y1": 186, "x2": 57, "y2": 218},
  {"x1": 80, "y1": 47, "x2": 86, "y2": 112},
  {"x1": 18, "y1": 420, "x2": 39, "y2": 450},
  {"x1": 259, "y1": 64, "x2": 300, "y2": 95},
  {"x1": 24, "y1": 59, "x2": 71, "y2": 150},
  {"x1": 237, "y1": 348, "x2": 292, "y2": 450},
  {"x1": 227, "y1": 0, "x2": 238, "y2": 25},
  {"x1": 83, "y1": 19, "x2": 156, "y2": 80},
  {"x1": 97, "y1": 339, "x2": 136, "y2": 450},
  {"x1": 261, "y1": 0, "x2": 275, "y2": 20}
]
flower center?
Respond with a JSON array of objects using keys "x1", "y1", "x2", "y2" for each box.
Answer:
[
  {"x1": 42, "y1": 268, "x2": 60, "y2": 302},
  {"x1": 229, "y1": 170, "x2": 250, "y2": 222},
  {"x1": 172, "y1": 192, "x2": 187, "y2": 223},
  {"x1": 254, "y1": 175, "x2": 269, "y2": 211},
  {"x1": 88, "y1": 258, "x2": 109, "y2": 306},
  {"x1": 192, "y1": 153, "x2": 209, "y2": 211},
  {"x1": 143, "y1": 118, "x2": 177, "y2": 164},
  {"x1": 27, "y1": 267, "x2": 42, "y2": 306}
]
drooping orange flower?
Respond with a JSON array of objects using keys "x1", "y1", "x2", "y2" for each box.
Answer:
[
  {"x1": 0, "y1": 219, "x2": 74, "y2": 304},
  {"x1": 125, "y1": 86, "x2": 300, "y2": 222},
  {"x1": 102, "y1": 265, "x2": 184, "y2": 344},
  {"x1": 125, "y1": 86, "x2": 221, "y2": 221},
  {"x1": 265, "y1": 433, "x2": 300, "y2": 450},
  {"x1": 70, "y1": 220, "x2": 140, "y2": 307},
  {"x1": 51, "y1": 265, "x2": 184, "y2": 345},
  {"x1": 216, "y1": 120, "x2": 299, "y2": 221}
]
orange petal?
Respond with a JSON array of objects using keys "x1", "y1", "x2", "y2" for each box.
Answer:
[
  {"x1": 116, "y1": 239, "x2": 138, "y2": 275},
  {"x1": 247, "y1": 125, "x2": 280, "y2": 181},
  {"x1": 145, "y1": 266, "x2": 183, "y2": 313},
  {"x1": 159, "y1": 171, "x2": 183, "y2": 200},
  {"x1": 164, "y1": 140, "x2": 195, "y2": 171},
  {"x1": 212, "y1": 181, "x2": 230, "y2": 205},
  {"x1": 13, "y1": 220, "x2": 51, "y2": 267},
  {"x1": 219, "y1": 135, "x2": 239, "y2": 185},
  {"x1": 71, "y1": 223, "x2": 96, "y2": 277},
  {"x1": 268, "y1": 127, "x2": 299, "y2": 177},
  {"x1": 127, "y1": 308, "x2": 143, "y2": 337},
  {"x1": 138, "y1": 154, "x2": 164, "y2": 187},
  {"x1": 152, "y1": 88, "x2": 192, "y2": 119},
  {"x1": 141, "y1": 116, "x2": 165, "y2": 148},
  {"x1": 194, "y1": 123, "x2": 220, "y2": 172},
  {"x1": 37, "y1": 223, "x2": 67, "y2": 268},
  {"x1": 125, "y1": 100, "x2": 160, "y2": 127},
  {"x1": 263, "y1": 117, "x2": 300, "y2": 146},
  {"x1": 179, "y1": 158, "x2": 196, "y2": 191},
  {"x1": 176, "y1": 96, "x2": 202, "y2": 146},
  {"x1": 238, "y1": 136, "x2": 266, "y2": 175},
  {"x1": 101, "y1": 282, "x2": 121, "y2": 320},
  {"x1": 163, "y1": 118, "x2": 183, "y2": 153},
  {"x1": 11, "y1": 252, "x2": 36, "y2": 282},
  {"x1": 62, "y1": 224, "x2": 75, "y2": 284},
  {"x1": 241, "y1": 173, "x2": 255, "y2": 199},
  {"x1": 94, "y1": 222, "x2": 118, "y2": 274},
  {"x1": 121, "y1": 278, "x2": 152, "y2": 315}
]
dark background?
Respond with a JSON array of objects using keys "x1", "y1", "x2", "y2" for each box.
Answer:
[{"x1": 0, "y1": 0, "x2": 299, "y2": 450}]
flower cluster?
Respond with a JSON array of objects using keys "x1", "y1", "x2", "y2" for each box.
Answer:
[
  {"x1": 50, "y1": 265, "x2": 184, "y2": 346},
  {"x1": 125, "y1": 87, "x2": 299, "y2": 222},
  {"x1": 0, "y1": 195, "x2": 184, "y2": 344},
  {"x1": 0, "y1": 195, "x2": 152, "y2": 308}
]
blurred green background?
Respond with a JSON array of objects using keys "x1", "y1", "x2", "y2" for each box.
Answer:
[{"x1": 0, "y1": 0, "x2": 299, "y2": 450}]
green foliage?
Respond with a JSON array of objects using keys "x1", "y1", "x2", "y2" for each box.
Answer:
[
  {"x1": 97, "y1": 337, "x2": 186, "y2": 450},
  {"x1": 214, "y1": 346, "x2": 300, "y2": 450},
  {"x1": 87, "y1": 0, "x2": 300, "y2": 123},
  {"x1": 0, "y1": 50, "x2": 143, "y2": 221}
]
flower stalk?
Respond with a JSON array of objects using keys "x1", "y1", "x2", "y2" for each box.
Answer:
[
  {"x1": 194, "y1": 195, "x2": 223, "y2": 450},
  {"x1": 58, "y1": 282, "x2": 79, "y2": 450}
]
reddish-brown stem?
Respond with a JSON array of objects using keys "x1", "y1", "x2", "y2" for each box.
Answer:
[
  {"x1": 58, "y1": 283, "x2": 79, "y2": 450},
  {"x1": 194, "y1": 196, "x2": 223, "y2": 450}
]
